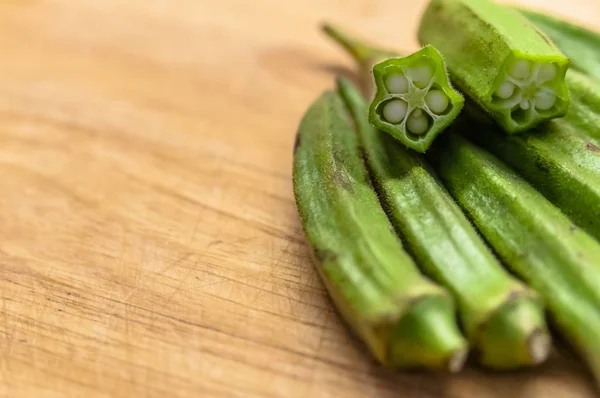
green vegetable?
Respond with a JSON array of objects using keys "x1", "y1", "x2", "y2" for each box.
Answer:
[
  {"x1": 337, "y1": 77, "x2": 550, "y2": 369},
  {"x1": 430, "y1": 132, "x2": 600, "y2": 385},
  {"x1": 417, "y1": 0, "x2": 570, "y2": 133},
  {"x1": 292, "y1": 88, "x2": 467, "y2": 370},
  {"x1": 517, "y1": 7, "x2": 600, "y2": 82},
  {"x1": 322, "y1": 22, "x2": 600, "y2": 241},
  {"x1": 564, "y1": 70, "x2": 600, "y2": 141},
  {"x1": 369, "y1": 47, "x2": 464, "y2": 153},
  {"x1": 515, "y1": 7, "x2": 600, "y2": 141},
  {"x1": 463, "y1": 109, "x2": 600, "y2": 241}
]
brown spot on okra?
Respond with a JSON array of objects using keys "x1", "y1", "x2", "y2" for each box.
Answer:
[
  {"x1": 332, "y1": 169, "x2": 355, "y2": 193},
  {"x1": 586, "y1": 142, "x2": 600, "y2": 153},
  {"x1": 506, "y1": 290, "x2": 523, "y2": 302},
  {"x1": 535, "y1": 158, "x2": 550, "y2": 173}
]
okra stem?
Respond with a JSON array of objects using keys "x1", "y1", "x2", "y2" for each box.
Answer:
[
  {"x1": 293, "y1": 89, "x2": 467, "y2": 370},
  {"x1": 337, "y1": 76, "x2": 550, "y2": 368}
]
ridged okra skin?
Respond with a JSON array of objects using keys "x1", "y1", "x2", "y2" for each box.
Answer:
[
  {"x1": 418, "y1": 0, "x2": 570, "y2": 133},
  {"x1": 337, "y1": 77, "x2": 550, "y2": 369},
  {"x1": 431, "y1": 132, "x2": 600, "y2": 385},
  {"x1": 369, "y1": 47, "x2": 464, "y2": 153},
  {"x1": 292, "y1": 89, "x2": 467, "y2": 370},
  {"x1": 517, "y1": 8, "x2": 600, "y2": 82},
  {"x1": 563, "y1": 70, "x2": 600, "y2": 142},
  {"x1": 463, "y1": 110, "x2": 600, "y2": 241}
]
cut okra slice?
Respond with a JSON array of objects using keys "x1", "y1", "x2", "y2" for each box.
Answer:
[
  {"x1": 418, "y1": 0, "x2": 571, "y2": 134},
  {"x1": 369, "y1": 45, "x2": 464, "y2": 153}
]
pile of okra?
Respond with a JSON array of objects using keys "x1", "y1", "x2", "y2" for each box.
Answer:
[{"x1": 292, "y1": 0, "x2": 600, "y2": 384}]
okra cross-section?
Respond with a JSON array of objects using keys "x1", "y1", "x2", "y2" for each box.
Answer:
[
  {"x1": 418, "y1": 0, "x2": 570, "y2": 133},
  {"x1": 369, "y1": 46, "x2": 464, "y2": 153}
]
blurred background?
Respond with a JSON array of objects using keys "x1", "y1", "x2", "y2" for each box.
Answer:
[{"x1": 1, "y1": 1, "x2": 599, "y2": 397}]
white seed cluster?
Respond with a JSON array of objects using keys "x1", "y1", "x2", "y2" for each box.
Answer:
[
  {"x1": 494, "y1": 59, "x2": 559, "y2": 116},
  {"x1": 381, "y1": 64, "x2": 451, "y2": 136}
]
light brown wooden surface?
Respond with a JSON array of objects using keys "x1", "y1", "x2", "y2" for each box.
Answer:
[{"x1": 1, "y1": 0, "x2": 600, "y2": 397}]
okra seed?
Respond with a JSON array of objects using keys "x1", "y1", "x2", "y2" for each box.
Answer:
[
  {"x1": 407, "y1": 109, "x2": 429, "y2": 135},
  {"x1": 425, "y1": 90, "x2": 449, "y2": 114},
  {"x1": 385, "y1": 74, "x2": 409, "y2": 94},
  {"x1": 534, "y1": 92, "x2": 556, "y2": 110},
  {"x1": 520, "y1": 100, "x2": 530, "y2": 110},
  {"x1": 538, "y1": 64, "x2": 557, "y2": 83},
  {"x1": 408, "y1": 65, "x2": 433, "y2": 88},
  {"x1": 510, "y1": 60, "x2": 531, "y2": 79},
  {"x1": 495, "y1": 81, "x2": 516, "y2": 99},
  {"x1": 382, "y1": 99, "x2": 408, "y2": 124}
]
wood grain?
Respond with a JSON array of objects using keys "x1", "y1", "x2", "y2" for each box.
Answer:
[{"x1": 0, "y1": 0, "x2": 599, "y2": 397}]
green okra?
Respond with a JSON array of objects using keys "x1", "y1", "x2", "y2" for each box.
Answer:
[
  {"x1": 369, "y1": 47, "x2": 464, "y2": 153},
  {"x1": 462, "y1": 108, "x2": 600, "y2": 241},
  {"x1": 564, "y1": 70, "x2": 600, "y2": 141},
  {"x1": 323, "y1": 25, "x2": 464, "y2": 152},
  {"x1": 322, "y1": 23, "x2": 600, "y2": 239},
  {"x1": 430, "y1": 132, "x2": 600, "y2": 385},
  {"x1": 418, "y1": 0, "x2": 571, "y2": 133},
  {"x1": 337, "y1": 76, "x2": 550, "y2": 369},
  {"x1": 517, "y1": 8, "x2": 600, "y2": 82},
  {"x1": 515, "y1": 8, "x2": 600, "y2": 140},
  {"x1": 292, "y1": 89, "x2": 467, "y2": 370}
]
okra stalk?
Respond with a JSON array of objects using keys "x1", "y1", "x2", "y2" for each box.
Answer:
[
  {"x1": 430, "y1": 132, "x2": 600, "y2": 385},
  {"x1": 321, "y1": 24, "x2": 396, "y2": 98},
  {"x1": 293, "y1": 89, "x2": 467, "y2": 370},
  {"x1": 368, "y1": 47, "x2": 464, "y2": 153},
  {"x1": 418, "y1": 0, "x2": 571, "y2": 133},
  {"x1": 463, "y1": 108, "x2": 600, "y2": 241},
  {"x1": 517, "y1": 7, "x2": 600, "y2": 82},
  {"x1": 337, "y1": 77, "x2": 550, "y2": 369}
]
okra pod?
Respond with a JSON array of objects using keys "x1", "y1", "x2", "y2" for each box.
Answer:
[
  {"x1": 418, "y1": 0, "x2": 570, "y2": 133},
  {"x1": 337, "y1": 77, "x2": 550, "y2": 369},
  {"x1": 292, "y1": 89, "x2": 467, "y2": 370},
  {"x1": 515, "y1": 8, "x2": 600, "y2": 140},
  {"x1": 323, "y1": 25, "x2": 464, "y2": 152},
  {"x1": 430, "y1": 132, "x2": 600, "y2": 384},
  {"x1": 369, "y1": 47, "x2": 464, "y2": 153},
  {"x1": 463, "y1": 110, "x2": 600, "y2": 241},
  {"x1": 562, "y1": 70, "x2": 600, "y2": 142},
  {"x1": 517, "y1": 8, "x2": 600, "y2": 82}
]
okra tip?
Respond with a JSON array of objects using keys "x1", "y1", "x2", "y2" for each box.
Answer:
[
  {"x1": 477, "y1": 298, "x2": 551, "y2": 368},
  {"x1": 388, "y1": 296, "x2": 468, "y2": 372}
]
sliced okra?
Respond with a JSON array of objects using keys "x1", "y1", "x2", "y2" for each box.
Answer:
[
  {"x1": 369, "y1": 46, "x2": 464, "y2": 153},
  {"x1": 418, "y1": 0, "x2": 571, "y2": 133}
]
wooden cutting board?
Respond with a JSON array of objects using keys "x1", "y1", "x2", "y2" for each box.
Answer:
[{"x1": 1, "y1": 0, "x2": 599, "y2": 397}]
